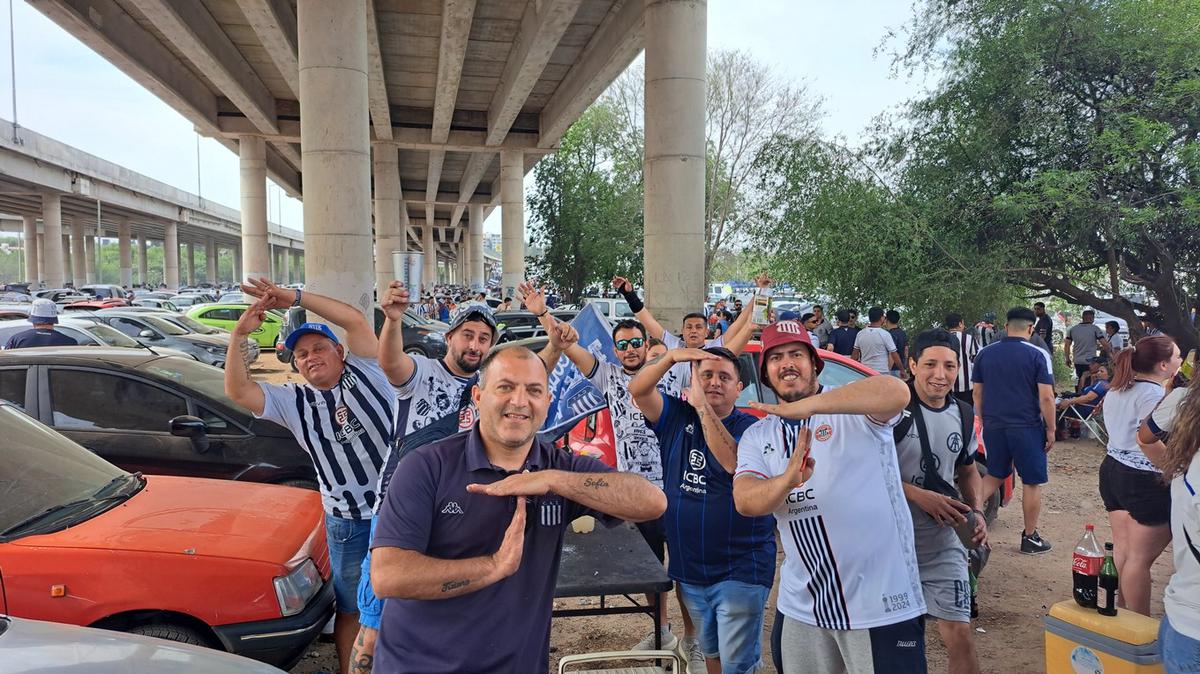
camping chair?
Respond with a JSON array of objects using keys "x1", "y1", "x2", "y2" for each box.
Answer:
[
  {"x1": 1057, "y1": 398, "x2": 1108, "y2": 446},
  {"x1": 558, "y1": 650, "x2": 681, "y2": 674}
]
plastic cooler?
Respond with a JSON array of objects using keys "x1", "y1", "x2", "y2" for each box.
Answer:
[{"x1": 1044, "y1": 600, "x2": 1162, "y2": 674}]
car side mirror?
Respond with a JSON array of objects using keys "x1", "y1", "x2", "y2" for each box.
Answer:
[
  {"x1": 170, "y1": 415, "x2": 210, "y2": 453},
  {"x1": 138, "y1": 329, "x2": 161, "y2": 340}
]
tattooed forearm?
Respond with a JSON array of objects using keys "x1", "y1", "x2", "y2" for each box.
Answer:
[
  {"x1": 583, "y1": 477, "x2": 609, "y2": 489},
  {"x1": 441, "y1": 579, "x2": 470, "y2": 593},
  {"x1": 351, "y1": 654, "x2": 373, "y2": 674}
]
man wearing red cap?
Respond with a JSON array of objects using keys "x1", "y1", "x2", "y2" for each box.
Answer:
[{"x1": 733, "y1": 320, "x2": 925, "y2": 674}]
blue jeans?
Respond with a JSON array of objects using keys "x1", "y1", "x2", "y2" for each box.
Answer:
[
  {"x1": 356, "y1": 518, "x2": 384, "y2": 629},
  {"x1": 676, "y1": 580, "x2": 771, "y2": 674},
  {"x1": 1161, "y1": 615, "x2": 1200, "y2": 673},
  {"x1": 325, "y1": 513, "x2": 372, "y2": 614}
]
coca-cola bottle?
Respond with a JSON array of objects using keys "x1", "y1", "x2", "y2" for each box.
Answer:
[{"x1": 1073, "y1": 524, "x2": 1103, "y2": 607}]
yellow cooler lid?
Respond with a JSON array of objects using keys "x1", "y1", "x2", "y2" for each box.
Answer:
[{"x1": 1049, "y1": 600, "x2": 1160, "y2": 646}]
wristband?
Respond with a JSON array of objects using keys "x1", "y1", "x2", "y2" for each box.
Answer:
[
  {"x1": 619, "y1": 286, "x2": 644, "y2": 313},
  {"x1": 292, "y1": 289, "x2": 302, "y2": 307},
  {"x1": 535, "y1": 310, "x2": 548, "y2": 317}
]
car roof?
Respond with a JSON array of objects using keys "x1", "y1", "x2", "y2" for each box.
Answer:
[{"x1": 0, "y1": 346, "x2": 175, "y2": 367}]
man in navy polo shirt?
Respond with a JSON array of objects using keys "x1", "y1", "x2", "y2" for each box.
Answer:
[
  {"x1": 972, "y1": 306, "x2": 1057, "y2": 555},
  {"x1": 369, "y1": 346, "x2": 666, "y2": 674},
  {"x1": 630, "y1": 346, "x2": 776, "y2": 674}
]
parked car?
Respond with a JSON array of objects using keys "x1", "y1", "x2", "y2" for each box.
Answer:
[
  {"x1": 78, "y1": 284, "x2": 129, "y2": 301},
  {"x1": 133, "y1": 297, "x2": 181, "y2": 311},
  {"x1": 0, "y1": 401, "x2": 333, "y2": 667},
  {"x1": 581, "y1": 297, "x2": 636, "y2": 320},
  {"x1": 275, "y1": 306, "x2": 447, "y2": 368},
  {"x1": 0, "y1": 317, "x2": 196, "y2": 357},
  {"x1": 131, "y1": 290, "x2": 176, "y2": 300},
  {"x1": 70, "y1": 310, "x2": 257, "y2": 368},
  {"x1": 63, "y1": 298, "x2": 129, "y2": 311},
  {"x1": 0, "y1": 613, "x2": 287, "y2": 673},
  {"x1": 34, "y1": 288, "x2": 91, "y2": 304},
  {"x1": 218, "y1": 292, "x2": 253, "y2": 304},
  {"x1": 168, "y1": 293, "x2": 206, "y2": 309},
  {"x1": 0, "y1": 347, "x2": 317, "y2": 488},
  {"x1": 188, "y1": 303, "x2": 284, "y2": 348},
  {"x1": 493, "y1": 310, "x2": 579, "y2": 343}
]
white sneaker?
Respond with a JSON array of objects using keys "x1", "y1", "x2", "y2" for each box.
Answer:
[
  {"x1": 679, "y1": 636, "x2": 706, "y2": 674},
  {"x1": 631, "y1": 626, "x2": 678, "y2": 652}
]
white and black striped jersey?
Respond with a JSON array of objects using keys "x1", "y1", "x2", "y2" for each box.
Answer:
[
  {"x1": 949, "y1": 329, "x2": 978, "y2": 396},
  {"x1": 736, "y1": 395, "x2": 925, "y2": 630},
  {"x1": 258, "y1": 353, "x2": 398, "y2": 520}
]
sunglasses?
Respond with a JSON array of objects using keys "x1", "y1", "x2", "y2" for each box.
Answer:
[{"x1": 615, "y1": 338, "x2": 646, "y2": 351}]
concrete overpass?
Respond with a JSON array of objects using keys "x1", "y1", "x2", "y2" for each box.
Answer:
[
  {"x1": 0, "y1": 119, "x2": 304, "y2": 288},
  {"x1": 31, "y1": 0, "x2": 707, "y2": 324}
]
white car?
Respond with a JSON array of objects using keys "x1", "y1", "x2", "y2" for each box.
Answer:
[{"x1": 581, "y1": 297, "x2": 636, "y2": 320}]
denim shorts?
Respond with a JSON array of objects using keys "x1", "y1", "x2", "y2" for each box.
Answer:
[
  {"x1": 676, "y1": 580, "x2": 771, "y2": 674},
  {"x1": 325, "y1": 513, "x2": 372, "y2": 614},
  {"x1": 982, "y1": 426, "x2": 1048, "y2": 485},
  {"x1": 1161, "y1": 614, "x2": 1200, "y2": 673},
  {"x1": 356, "y1": 519, "x2": 384, "y2": 630}
]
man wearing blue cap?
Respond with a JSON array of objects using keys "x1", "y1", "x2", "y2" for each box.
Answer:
[
  {"x1": 4, "y1": 299, "x2": 75, "y2": 349},
  {"x1": 224, "y1": 278, "x2": 398, "y2": 674}
]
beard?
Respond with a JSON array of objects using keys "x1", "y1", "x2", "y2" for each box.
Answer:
[
  {"x1": 455, "y1": 351, "x2": 483, "y2": 373},
  {"x1": 775, "y1": 377, "x2": 819, "y2": 402}
]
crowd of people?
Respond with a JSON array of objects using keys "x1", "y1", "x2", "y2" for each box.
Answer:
[{"x1": 217, "y1": 276, "x2": 1199, "y2": 674}]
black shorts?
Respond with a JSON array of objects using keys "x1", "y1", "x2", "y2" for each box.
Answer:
[
  {"x1": 1099, "y1": 456, "x2": 1171, "y2": 526},
  {"x1": 635, "y1": 517, "x2": 666, "y2": 563}
]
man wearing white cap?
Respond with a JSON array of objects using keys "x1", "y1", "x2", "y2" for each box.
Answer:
[{"x1": 5, "y1": 299, "x2": 75, "y2": 349}]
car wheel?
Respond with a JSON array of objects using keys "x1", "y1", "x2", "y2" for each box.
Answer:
[
  {"x1": 278, "y1": 478, "x2": 319, "y2": 491},
  {"x1": 404, "y1": 345, "x2": 427, "y2": 357},
  {"x1": 127, "y1": 623, "x2": 209, "y2": 647}
]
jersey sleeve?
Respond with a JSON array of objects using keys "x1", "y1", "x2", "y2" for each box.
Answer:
[
  {"x1": 255, "y1": 381, "x2": 303, "y2": 431},
  {"x1": 585, "y1": 358, "x2": 614, "y2": 388},
  {"x1": 735, "y1": 419, "x2": 774, "y2": 480},
  {"x1": 393, "y1": 353, "x2": 433, "y2": 397},
  {"x1": 371, "y1": 449, "x2": 437, "y2": 552},
  {"x1": 346, "y1": 352, "x2": 395, "y2": 397},
  {"x1": 971, "y1": 349, "x2": 986, "y2": 384},
  {"x1": 662, "y1": 332, "x2": 683, "y2": 349},
  {"x1": 1148, "y1": 388, "x2": 1189, "y2": 438}
]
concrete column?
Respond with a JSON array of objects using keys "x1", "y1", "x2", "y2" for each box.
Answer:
[
  {"x1": 500, "y1": 149, "x2": 525, "y2": 297},
  {"x1": 239, "y1": 136, "x2": 270, "y2": 281},
  {"x1": 62, "y1": 235, "x2": 72, "y2": 285},
  {"x1": 206, "y1": 238, "x2": 218, "y2": 284},
  {"x1": 281, "y1": 245, "x2": 291, "y2": 284},
  {"x1": 137, "y1": 234, "x2": 149, "y2": 286},
  {"x1": 372, "y1": 143, "x2": 402, "y2": 294},
  {"x1": 468, "y1": 203, "x2": 485, "y2": 291},
  {"x1": 457, "y1": 244, "x2": 466, "y2": 286},
  {"x1": 233, "y1": 246, "x2": 242, "y2": 282},
  {"x1": 41, "y1": 195, "x2": 64, "y2": 288},
  {"x1": 68, "y1": 218, "x2": 86, "y2": 286},
  {"x1": 421, "y1": 225, "x2": 437, "y2": 292},
  {"x1": 292, "y1": 250, "x2": 302, "y2": 283},
  {"x1": 643, "y1": 0, "x2": 707, "y2": 327},
  {"x1": 22, "y1": 215, "x2": 38, "y2": 284},
  {"x1": 36, "y1": 233, "x2": 45, "y2": 283},
  {"x1": 118, "y1": 218, "x2": 132, "y2": 287},
  {"x1": 84, "y1": 233, "x2": 97, "y2": 284},
  {"x1": 164, "y1": 222, "x2": 180, "y2": 290},
  {"x1": 298, "y1": 0, "x2": 374, "y2": 321},
  {"x1": 184, "y1": 241, "x2": 196, "y2": 286}
]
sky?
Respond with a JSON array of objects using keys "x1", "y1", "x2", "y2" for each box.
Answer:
[{"x1": 0, "y1": 0, "x2": 930, "y2": 235}]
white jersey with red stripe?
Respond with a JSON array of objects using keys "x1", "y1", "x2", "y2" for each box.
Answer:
[{"x1": 735, "y1": 397, "x2": 925, "y2": 630}]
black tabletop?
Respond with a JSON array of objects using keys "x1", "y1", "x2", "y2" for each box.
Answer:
[{"x1": 554, "y1": 521, "x2": 672, "y2": 598}]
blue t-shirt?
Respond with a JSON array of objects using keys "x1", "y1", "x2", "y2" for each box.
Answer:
[
  {"x1": 828, "y1": 326, "x2": 859, "y2": 356},
  {"x1": 649, "y1": 393, "x2": 775, "y2": 588},
  {"x1": 1077, "y1": 379, "x2": 1110, "y2": 415},
  {"x1": 4, "y1": 328, "x2": 76, "y2": 349},
  {"x1": 971, "y1": 337, "x2": 1055, "y2": 430}
]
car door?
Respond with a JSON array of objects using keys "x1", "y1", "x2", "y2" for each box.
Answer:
[
  {"x1": 40, "y1": 366, "x2": 225, "y2": 479},
  {"x1": 0, "y1": 366, "x2": 30, "y2": 408}
]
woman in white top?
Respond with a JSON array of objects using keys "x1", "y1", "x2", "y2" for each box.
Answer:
[
  {"x1": 1098, "y1": 335, "x2": 1182, "y2": 615},
  {"x1": 1137, "y1": 375, "x2": 1200, "y2": 673}
]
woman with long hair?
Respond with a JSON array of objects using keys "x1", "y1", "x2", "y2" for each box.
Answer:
[
  {"x1": 1137, "y1": 373, "x2": 1200, "y2": 673},
  {"x1": 1099, "y1": 335, "x2": 1183, "y2": 615}
]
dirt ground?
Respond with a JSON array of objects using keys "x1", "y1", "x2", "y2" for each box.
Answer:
[{"x1": 264, "y1": 349, "x2": 1175, "y2": 674}]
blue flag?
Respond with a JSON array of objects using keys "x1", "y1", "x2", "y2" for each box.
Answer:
[{"x1": 540, "y1": 303, "x2": 616, "y2": 440}]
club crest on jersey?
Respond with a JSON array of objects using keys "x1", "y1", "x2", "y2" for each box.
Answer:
[
  {"x1": 335, "y1": 406, "x2": 350, "y2": 425},
  {"x1": 814, "y1": 424, "x2": 833, "y2": 442},
  {"x1": 689, "y1": 449, "x2": 707, "y2": 471},
  {"x1": 340, "y1": 371, "x2": 359, "y2": 390},
  {"x1": 458, "y1": 405, "x2": 477, "y2": 429}
]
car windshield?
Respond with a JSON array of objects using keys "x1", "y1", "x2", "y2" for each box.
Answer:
[
  {"x1": 136, "y1": 356, "x2": 250, "y2": 414},
  {"x1": 141, "y1": 315, "x2": 189, "y2": 336},
  {"x1": 0, "y1": 404, "x2": 127, "y2": 533},
  {"x1": 615, "y1": 301, "x2": 633, "y2": 317},
  {"x1": 170, "y1": 314, "x2": 220, "y2": 334},
  {"x1": 78, "y1": 323, "x2": 140, "y2": 347}
]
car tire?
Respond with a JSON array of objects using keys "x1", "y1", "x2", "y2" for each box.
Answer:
[
  {"x1": 278, "y1": 478, "x2": 319, "y2": 491},
  {"x1": 404, "y1": 345, "x2": 427, "y2": 357},
  {"x1": 127, "y1": 623, "x2": 209, "y2": 647}
]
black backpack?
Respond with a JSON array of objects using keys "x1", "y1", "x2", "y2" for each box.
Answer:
[
  {"x1": 893, "y1": 388, "x2": 975, "y2": 500},
  {"x1": 376, "y1": 374, "x2": 478, "y2": 500}
]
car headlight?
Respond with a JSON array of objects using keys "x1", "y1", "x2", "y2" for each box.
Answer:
[
  {"x1": 273, "y1": 558, "x2": 322, "y2": 616},
  {"x1": 203, "y1": 345, "x2": 224, "y2": 354},
  {"x1": 420, "y1": 330, "x2": 444, "y2": 342}
]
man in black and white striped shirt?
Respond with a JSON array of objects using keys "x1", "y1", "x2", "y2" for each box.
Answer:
[
  {"x1": 946, "y1": 313, "x2": 979, "y2": 406},
  {"x1": 225, "y1": 278, "x2": 397, "y2": 674}
]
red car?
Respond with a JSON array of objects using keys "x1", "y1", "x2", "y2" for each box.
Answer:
[
  {"x1": 565, "y1": 342, "x2": 1012, "y2": 522},
  {"x1": 63, "y1": 298, "x2": 129, "y2": 311}
]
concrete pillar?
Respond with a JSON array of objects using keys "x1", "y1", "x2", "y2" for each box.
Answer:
[
  {"x1": 36, "y1": 233, "x2": 45, "y2": 283},
  {"x1": 22, "y1": 215, "x2": 38, "y2": 284},
  {"x1": 184, "y1": 241, "x2": 196, "y2": 286},
  {"x1": 468, "y1": 203, "x2": 485, "y2": 292},
  {"x1": 457, "y1": 244, "x2": 466, "y2": 286},
  {"x1": 298, "y1": 0, "x2": 374, "y2": 321},
  {"x1": 421, "y1": 225, "x2": 437, "y2": 292},
  {"x1": 372, "y1": 143, "x2": 402, "y2": 294},
  {"x1": 137, "y1": 234, "x2": 149, "y2": 286},
  {"x1": 233, "y1": 246, "x2": 242, "y2": 282},
  {"x1": 206, "y1": 238, "x2": 218, "y2": 284},
  {"x1": 84, "y1": 233, "x2": 97, "y2": 284},
  {"x1": 500, "y1": 149, "x2": 525, "y2": 297},
  {"x1": 41, "y1": 195, "x2": 64, "y2": 288},
  {"x1": 281, "y1": 245, "x2": 291, "y2": 284},
  {"x1": 118, "y1": 219, "x2": 132, "y2": 287},
  {"x1": 643, "y1": 0, "x2": 707, "y2": 326},
  {"x1": 164, "y1": 222, "x2": 180, "y2": 290},
  {"x1": 239, "y1": 136, "x2": 270, "y2": 281},
  {"x1": 292, "y1": 250, "x2": 302, "y2": 283},
  {"x1": 68, "y1": 218, "x2": 86, "y2": 287}
]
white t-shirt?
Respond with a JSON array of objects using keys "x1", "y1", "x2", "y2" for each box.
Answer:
[
  {"x1": 895, "y1": 399, "x2": 978, "y2": 529},
  {"x1": 735, "y1": 401, "x2": 925, "y2": 630},
  {"x1": 1108, "y1": 333, "x2": 1126, "y2": 351},
  {"x1": 1103, "y1": 380, "x2": 1164, "y2": 472},
  {"x1": 659, "y1": 332, "x2": 725, "y2": 397},
  {"x1": 853, "y1": 326, "x2": 897, "y2": 373},
  {"x1": 587, "y1": 360, "x2": 663, "y2": 487},
  {"x1": 393, "y1": 354, "x2": 477, "y2": 437}
]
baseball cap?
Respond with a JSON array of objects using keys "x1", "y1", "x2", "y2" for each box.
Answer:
[
  {"x1": 759, "y1": 320, "x2": 824, "y2": 388},
  {"x1": 284, "y1": 322, "x2": 340, "y2": 350},
  {"x1": 778, "y1": 310, "x2": 801, "y2": 322},
  {"x1": 449, "y1": 303, "x2": 498, "y2": 338},
  {"x1": 29, "y1": 298, "x2": 58, "y2": 324}
]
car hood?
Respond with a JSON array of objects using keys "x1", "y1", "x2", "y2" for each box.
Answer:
[
  {"x1": 0, "y1": 616, "x2": 286, "y2": 673},
  {"x1": 13, "y1": 476, "x2": 324, "y2": 567},
  {"x1": 172, "y1": 333, "x2": 229, "y2": 348}
]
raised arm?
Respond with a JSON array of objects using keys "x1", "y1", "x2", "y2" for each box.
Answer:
[
  {"x1": 518, "y1": 282, "x2": 572, "y2": 372},
  {"x1": 748, "y1": 372, "x2": 910, "y2": 422},
  {"x1": 613, "y1": 276, "x2": 668, "y2": 340},
  {"x1": 225, "y1": 298, "x2": 269, "y2": 415},
  {"x1": 241, "y1": 277, "x2": 378, "y2": 358},
  {"x1": 378, "y1": 282, "x2": 415, "y2": 385},
  {"x1": 563, "y1": 343, "x2": 599, "y2": 378},
  {"x1": 468, "y1": 470, "x2": 666, "y2": 523},
  {"x1": 372, "y1": 497, "x2": 526, "y2": 601},
  {"x1": 721, "y1": 273, "x2": 770, "y2": 349}
]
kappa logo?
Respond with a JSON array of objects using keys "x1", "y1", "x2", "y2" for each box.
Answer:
[
  {"x1": 814, "y1": 424, "x2": 834, "y2": 442},
  {"x1": 441, "y1": 501, "x2": 465, "y2": 515},
  {"x1": 685, "y1": 423, "x2": 695, "y2": 435}
]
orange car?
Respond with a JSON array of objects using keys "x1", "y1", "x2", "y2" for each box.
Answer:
[{"x1": 0, "y1": 402, "x2": 333, "y2": 669}]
